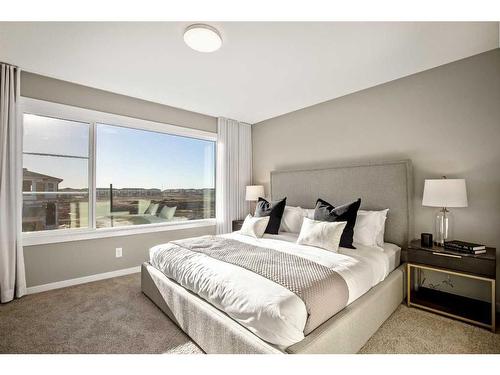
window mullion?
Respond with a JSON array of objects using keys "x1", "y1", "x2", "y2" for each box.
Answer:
[{"x1": 89, "y1": 122, "x2": 97, "y2": 230}]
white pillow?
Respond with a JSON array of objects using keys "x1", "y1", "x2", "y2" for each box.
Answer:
[
  {"x1": 375, "y1": 209, "x2": 389, "y2": 247},
  {"x1": 304, "y1": 208, "x2": 315, "y2": 220},
  {"x1": 279, "y1": 206, "x2": 306, "y2": 233},
  {"x1": 158, "y1": 205, "x2": 176, "y2": 220},
  {"x1": 355, "y1": 209, "x2": 389, "y2": 247},
  {"x1": 239, "y1": 214, "x2": 270, "y2": 238},
  {"x1": 296, "y1": 217, "x2": 347, "y2": 252},
  {"x1": 353, "y1": 211, "x2": 380, "y2": 246}
]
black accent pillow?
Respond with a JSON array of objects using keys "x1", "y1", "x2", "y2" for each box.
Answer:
[
  {"x1": 314, "y1": 198, "x2": 361, "y2": 249},
  {"x1": 254, "y1": 197, "x2": 287, "y2": 234}
]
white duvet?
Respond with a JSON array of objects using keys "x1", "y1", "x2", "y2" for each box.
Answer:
[{"x1": 149, "y1": 231, "x2": 400, "y2": 348}]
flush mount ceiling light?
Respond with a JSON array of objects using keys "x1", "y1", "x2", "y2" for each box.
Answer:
[{"x1": 183, "y1": 24, "x2": 222, "y2": 53}]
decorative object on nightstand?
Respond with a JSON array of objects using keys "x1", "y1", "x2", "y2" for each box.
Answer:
[
  {"x1": 245, "y1": 185, "x2": 264, "y2": 214},
  {"x1": 422, "y1": 177, "x2": 468, "y2": 246},
  {"x1": 444, "y1": 240, "x2": 486, "y2": 254},
  {"x1": 404, "y1": 239, "x2": 496, "y2": 332},
  {"x1": 421, "y1": 232, "x2": 433, "y2": 248},
  {"x1": 232, "y1": 219, "x2": 244, "y2": 232}
]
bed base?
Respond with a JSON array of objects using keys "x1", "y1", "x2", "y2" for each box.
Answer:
[{"x1": 141, "y1": 262, "x2": 406, "y2": 354}]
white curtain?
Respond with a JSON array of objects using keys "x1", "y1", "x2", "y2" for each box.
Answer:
[
  {"x1": 216, "y1": 117, "x2": 252, "y2": 234},
  {"x1": 0, "y1": 63, "x2": 26, "y2": 303}
]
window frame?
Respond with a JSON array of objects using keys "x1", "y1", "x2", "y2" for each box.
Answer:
[{"x1": 21, "y1": 98, "x2": 217, "y2": 246}]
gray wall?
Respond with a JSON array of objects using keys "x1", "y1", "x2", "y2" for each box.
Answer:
[
  {"x1": 21, "y1": 72, "x2": 217, "y2": 287},
  {"x1": 253, "y1": 49, "x2": 500, "y2": 303},
  {"x1": 24, "y1": 227, "x2": 215, "y2": 287},
  {"x1": 21, "y1": 72, "x2": 216, "y2": 133}
]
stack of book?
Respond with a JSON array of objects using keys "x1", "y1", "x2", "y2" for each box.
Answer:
[{"x1": 444, "y1": 240, "x2": 486, "y2": 254}]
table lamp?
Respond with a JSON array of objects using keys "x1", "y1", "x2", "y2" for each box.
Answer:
[
  {"x1": 245, "y1": 185, "x2": 264, "y2": 215},
  {"x1": 422, "y1": 177, "x2": 468, "y2": 246}
]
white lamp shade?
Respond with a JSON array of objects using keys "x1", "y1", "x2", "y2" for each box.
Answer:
[
  {"x1": 422, "y1": 179, "x2": 468, "y2": 208},
  {"x1": 245, "y1": 185, "x2": 264, "y2": 201}
]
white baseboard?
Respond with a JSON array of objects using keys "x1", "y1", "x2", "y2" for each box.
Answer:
[{"x1": 26, "y1": 266, "x2": 141, "y2": 295}]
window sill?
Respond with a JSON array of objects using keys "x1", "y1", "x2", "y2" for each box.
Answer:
[{"x1": 22, "y1": 219, "x2": 216, "y2": 246}]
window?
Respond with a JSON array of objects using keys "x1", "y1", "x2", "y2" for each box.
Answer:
[
  {"x1": 94, "y1": 124, "x2": 215, "y2": 228},
  {"x1": 21, "y1": 99, "x2": 216, "y2": 242},
  {"x1": 23, "y1": 180, "x2": 32, "y2": 192},
  {"x1": 22, "y1": 114, "x2": 90, "y2": 232}
]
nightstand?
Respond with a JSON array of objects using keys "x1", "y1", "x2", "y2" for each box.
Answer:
[
  {"x1": 232, "y1": 219, "x2": 244, "y2": 232},
  {"x1": 405, "y1": 239, "x2": 496, "y2": 332}
]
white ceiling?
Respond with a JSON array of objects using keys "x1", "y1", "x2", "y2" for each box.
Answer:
[{"x1": 0, "y1": 22, "x2": 498, "y2": 123}]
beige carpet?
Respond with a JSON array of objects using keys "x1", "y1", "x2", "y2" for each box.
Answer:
[
  {"x1": 0, "y1": 273, "x2": 202, "y2": 354},
  {"x1": 1, "y1": 273, "x2": 498, "y2": 354},
  {"x1": 360, "y1": 304, "x2": 500, "y2": 354}
]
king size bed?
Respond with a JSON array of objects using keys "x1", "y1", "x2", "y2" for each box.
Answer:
[{"x1": 141, "y1": 160, "x2": 413, "y2": 353}]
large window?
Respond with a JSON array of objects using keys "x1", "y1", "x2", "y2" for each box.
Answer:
[
  {"x1": 94, "y1": 124, "x2": 215, "y2": 228},
  {"x1": 21, "y1": 99, "x2": 216, "y2": 240}
]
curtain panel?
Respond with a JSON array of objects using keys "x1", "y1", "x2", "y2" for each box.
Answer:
[
  {"x1": 0, "y1": 63, "x2": 26, "y2": 303},
  {"x1": 216, "y1": 118, "x2": 252, "y2": 234}
]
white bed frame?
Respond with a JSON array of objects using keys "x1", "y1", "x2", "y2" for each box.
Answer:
[{"x1": 141, "y1": 160, "x2": 413, "y2": 353}]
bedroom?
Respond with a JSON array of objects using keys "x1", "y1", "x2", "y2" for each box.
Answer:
[{"x1": 1, "y1": 1, "x2": 499, "y2": 373}]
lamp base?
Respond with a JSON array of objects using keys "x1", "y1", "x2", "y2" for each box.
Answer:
[
  {"x1": 249, "y1": 201, "x2": 257, "y2": 216},
  {"x1": 434, "y1": 208, "x2": 451, "y2": 246}
]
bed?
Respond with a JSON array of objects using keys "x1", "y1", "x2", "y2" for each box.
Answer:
[{"x1": 141, "y1": 160, "x2": 413, "y2": 353}]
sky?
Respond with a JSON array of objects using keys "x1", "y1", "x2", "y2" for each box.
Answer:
[{"x1": 23, "y1": 114, "x2": 215, "y2": 190}]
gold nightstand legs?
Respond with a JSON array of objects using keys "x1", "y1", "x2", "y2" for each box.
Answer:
[
  {"x1": 492, "y1": 280, "x2": 496, "y2": 333},
  {"x1": 406, "y1": 263, "x2": 411, "y2": 307}
]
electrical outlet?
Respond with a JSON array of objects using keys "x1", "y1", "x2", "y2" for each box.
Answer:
[{"x1": 115, "y1": 247, "x2": 123, "y2": 258}]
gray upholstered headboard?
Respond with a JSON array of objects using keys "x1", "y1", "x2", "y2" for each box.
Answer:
[{"x1": 270, "y1": 160, "x2": 413, "y2": 248}]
